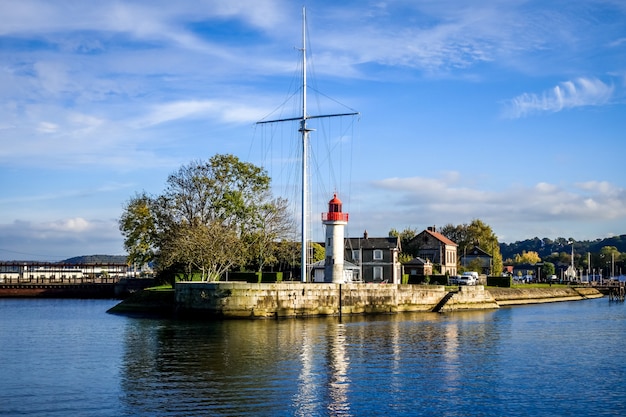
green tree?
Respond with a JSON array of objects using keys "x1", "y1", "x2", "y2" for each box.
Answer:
[
  {"x1": 119, "y1": 154, "x2": 289, "y2": 282},
  {"x1": 441, "y1": 219, "x2": 503, "y2": 276},
  {"x1": 599, "y1": 246, "x2": 621, "y2": 276},
  {"x1": 119, "y1": 192, "x2": 157, "y2": 268},
  {"x1": 542, "y1": 262, "x2": 555, "y2": 277},
  {"x1": 389, "y1": 227, "x2": 419, "y2": 257},
  {"x1": 244, "y1": 196, "x2": 294, "y2": 272}
]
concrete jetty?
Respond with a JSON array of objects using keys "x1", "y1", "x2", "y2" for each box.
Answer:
[{"x1": 109, "y1": 282, "x2": 605, "y2": 319}]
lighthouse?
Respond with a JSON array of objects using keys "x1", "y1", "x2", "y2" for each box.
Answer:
[{"x1": 322, "y1": 193, "x2": 349, "y2": 283}]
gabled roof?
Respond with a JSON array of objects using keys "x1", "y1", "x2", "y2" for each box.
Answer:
[
  {"x1": 464, "y1": 246, "x2": 492, "y2": 257},
  {"x1": 405, "y1": 257, "x2": 431, "y2": 266},
  {"x1": 345, "y1": 236, "x2": 401, "y2": 251},
  {"x1": 415, "y1": 229, "x2": 458, "y2": 246}
]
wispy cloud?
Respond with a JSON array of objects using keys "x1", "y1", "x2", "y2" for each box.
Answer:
[
  {"x1": 136, "y1": 99, "x2": 268, "y2": 127},
  {"x1": 366, "y1": 173, "x2": 626, "y2": 240},
  {"x1": 504, "y1": 77, "x2": 614, "y2": 118},
  {"x1": 0, "y1": 217, "x2": 123, "y2": 260}
]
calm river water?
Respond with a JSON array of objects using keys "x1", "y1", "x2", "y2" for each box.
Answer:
[{"x1": 0, "y1": 296, "x2": 624, "y2": 416}]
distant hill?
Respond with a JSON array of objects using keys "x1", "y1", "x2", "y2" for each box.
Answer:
[
  {"x1": 61, "y1": 255, "x2": 128, "y2": 264},
  {"x1": 500, "y1": 234, "x2": 626, "y2": 261}
]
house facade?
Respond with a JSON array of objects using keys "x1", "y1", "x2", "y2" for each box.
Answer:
[
  {"x1": 404, "y1": 257, "x2": 433, "y2": 276},
  {"x1": 459, "y1": 245, "x2": 492, "y2": 274},
  {"x1": 409, "y1": 227, "x2": 458, "y2": 276},
  {"x1": 345, "y1": 231, "x2": 402, "y2": 284}
]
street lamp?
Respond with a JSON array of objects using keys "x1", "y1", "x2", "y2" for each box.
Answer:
[{"x1": 568, "y1": 241, "x2": 575, "y2": 282}]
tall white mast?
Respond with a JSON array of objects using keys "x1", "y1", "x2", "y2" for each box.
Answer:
[
  {"x1": 257, "y1": 7, "x2": 358, "y2": 283},
  {"x1": 299, "y1": 6, "x2": 310, "y2": 283}
]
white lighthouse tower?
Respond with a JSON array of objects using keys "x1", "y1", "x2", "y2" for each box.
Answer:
[{"x1": 322, "y1": 194, "x2": 349, "y2": 283}]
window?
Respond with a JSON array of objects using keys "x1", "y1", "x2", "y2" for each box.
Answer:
[
  {"x1": 352, "y1": 250, "x2": 360, "y2": 261},
  {"x1": 373, "y1": 266, "x2": 383, "y2": 280},
  {"x1": 373, "y1": 250, "x2": 383, "y2": 260}
]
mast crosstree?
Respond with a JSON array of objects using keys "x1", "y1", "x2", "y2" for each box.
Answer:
[{"x1": 257, "y1": 7, "x2": 358, "y2": 282}]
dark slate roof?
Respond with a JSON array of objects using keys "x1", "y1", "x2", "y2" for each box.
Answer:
[
  {"x1": 464, "y1": 246, "x2": 492, "y2": 257},
  {"x1": 345, "y1": 236, "x2": 401, "y2": 251},
  {"x1": 405, "y1": 257, "x2": 431, "y2": 266}
]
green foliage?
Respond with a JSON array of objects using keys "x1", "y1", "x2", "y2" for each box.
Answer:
[
  {"x1": 119, "y1": 154, "x2": 292, "y2": 281},
  {"x1": 501, "y1": 236, "x2": 626, "y2": 272},
  {"x1": 514, "y1": 250, "x2": 541, "y2": 265},
  {"x1": 118, "y1": 192, "x2": 156, "y2": 267},
  {"x1": 311, "y1": 242, "x2": 325, "y2": 263},
  {"x1": 389, "y1": 227, "x2": 419, "y2": 257},
  {"x1": 398, "y1": 252, "x2": 413, "y2": 263},
  {"x1": 441, "y1": 219, "x2": 503, "y2": 276},
  {"x1": 542, "y1": 262, "x2": 555, "y2": 277}
]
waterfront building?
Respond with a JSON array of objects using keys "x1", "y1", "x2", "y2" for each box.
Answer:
[
  {"x1": 345, "y1": 231, "x2": 402, "y2": 284},
  {"x1": 459, "y1": 245, "x2": 493, "y2": 274},
  {"x1": 409, "y1": 227, "x2": 458, "y2": 276}
]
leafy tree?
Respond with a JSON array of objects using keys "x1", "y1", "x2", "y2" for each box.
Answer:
[
  {"x1": 245, "y1": 196, "x2": 294, "y2": 272},
  {"x1": 119, "y1": 154, "x2": 290, "y2": 281},
  {"x1": 389, "y1": 227, "x2": 419, "y2": 257},
  {"x1": 159, "y1": 220, "x2": 245, "y2": 281},
  {"x1": 441, "y1": 219, "x2": 503, "y2": 275},
  {"x1": 514, "y1": 250, "x2": 541, "y2": 265},
  {"x1": 119, "y1": 192, "x2": 157, "y2": 268},
  {"x1": 440, "y1": 223, "x2": 471, "y2": 252},
  {"x1": 542, "y1": 262, "x2": 555, "y2": 277}
]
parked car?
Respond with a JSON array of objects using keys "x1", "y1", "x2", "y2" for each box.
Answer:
[
  {"x1": 449, "y1": 275, "x2": 461, "y2": 285},
  {"x1": 549, "y1": 275, "x2": 558, "y2": 282},
  {"x1": 458, "y1": 273, "x2": 477, "y2": 285}
]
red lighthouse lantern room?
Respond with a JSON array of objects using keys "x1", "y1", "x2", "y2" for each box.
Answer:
[{"x1": 323, "y1": 194, "x2": 349, "y2": 222}]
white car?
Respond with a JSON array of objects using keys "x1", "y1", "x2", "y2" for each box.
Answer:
[{"x1": 458, "y1": 275, "x2": 477, "y2": 285}]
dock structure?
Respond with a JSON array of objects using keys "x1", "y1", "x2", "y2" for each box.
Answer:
[
  {"x1": 0, "y1": 261, "x2": 155, "y2": 299},
  {"x1": 0, "y1": 261, "x2": 131, "y2": 284},
  {"x1": 607, "y1": 283, "x2": 625, "y2": 302}
]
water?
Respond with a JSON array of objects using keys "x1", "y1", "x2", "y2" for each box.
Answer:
[{"x1": 0, "y1": 297, "x2": 625, "y2": 416}]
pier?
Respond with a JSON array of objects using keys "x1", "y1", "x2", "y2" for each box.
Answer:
[{"x1": 0, "y1": 262, "x2": 154, "y2": 298}]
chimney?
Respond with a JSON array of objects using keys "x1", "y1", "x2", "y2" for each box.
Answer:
[{"x1": 363, "y1": 230, "x2": 368, "y2": 239}]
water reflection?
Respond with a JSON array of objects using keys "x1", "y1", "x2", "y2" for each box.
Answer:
[
  {"x1": 116, "y1": 304, "x2": 624, "y2": 417},
  {"x1": 2, "y1": 298, "x2": 624, "y2": 416}
]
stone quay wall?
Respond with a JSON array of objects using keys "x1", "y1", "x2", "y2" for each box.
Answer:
[
  {"x1": 439, "y1": 285, "x2": 500, "y2": 312},
  {"x1": 175, "y1": 282, "x2": 500, "y2": 318},
  {"x1": 487, "y1": 286, "x2": 603, "y2": 305}
]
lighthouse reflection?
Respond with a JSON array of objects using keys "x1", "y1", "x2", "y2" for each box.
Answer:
[
  {"x1": 293, "y1": 320, "x2": 351, "y2": 416},
  {"x1": 118, "y1": 310, "x2": 496, "y2": 416}
]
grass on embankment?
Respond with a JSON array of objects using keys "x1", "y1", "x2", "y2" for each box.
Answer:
[{"x1": 107, "y1": 284, "x2": 175, "y2": 317}]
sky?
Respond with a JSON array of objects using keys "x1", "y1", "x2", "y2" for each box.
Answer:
[{"x1": 1, "y1": 0, "x2": 625, "y2": 261}]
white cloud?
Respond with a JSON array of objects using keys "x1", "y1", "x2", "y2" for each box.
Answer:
[
  {"x1": 0, "y1": 217, "x2": 123, "y2": 261},
  {"x1": 362, "y1": 174, "x2": 626, "y2": 241},
  {"x1": 136, "y1": 99, "x2": 268, "y2": 127},
  {"x1": 504, "y1": 77, "x2": 614, "y2": 118},
  {"x1": 45, "y1": 217, "x2": 91, "y2": 232}
]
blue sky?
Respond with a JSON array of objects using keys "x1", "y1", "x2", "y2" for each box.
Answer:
[{"x1": 1, "y1": 0, "x2": 625, "y2": 261}]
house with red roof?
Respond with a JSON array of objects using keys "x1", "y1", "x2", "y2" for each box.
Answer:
[{"x1": 408, "y1": 227, "x2": 458, "y2": 276}]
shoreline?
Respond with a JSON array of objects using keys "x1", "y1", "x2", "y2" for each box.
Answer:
[{"x1": 107, "y1": 284, "x2": 605, "y2": 318}]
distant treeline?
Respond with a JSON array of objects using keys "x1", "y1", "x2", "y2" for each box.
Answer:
[
  {"x1": 500, "y1": 234, "x2": 626, "y2": 261},
  {"x1": 58, "y1": 235, "x2": 625, "y2": 267},
  {"x1": 61, "y1": 255, "x2": 128, "y2": 264}
]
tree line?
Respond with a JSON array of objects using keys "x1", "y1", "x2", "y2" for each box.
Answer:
[{"x1": 119, "y1": 154, "x2": 298, "y2": 284}]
